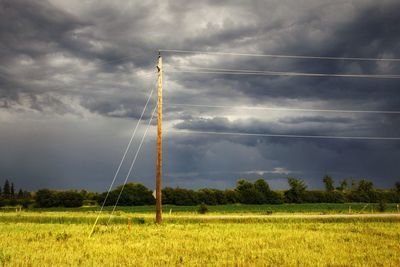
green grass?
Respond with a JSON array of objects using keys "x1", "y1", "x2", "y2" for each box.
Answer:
[{"x1": 23, "y1": 202, "x2": 400, "y2": 214}]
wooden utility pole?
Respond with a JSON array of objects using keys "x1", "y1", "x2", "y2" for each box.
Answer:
[{"x1": 155, "y1": 52, "x2": 163, "y2": 224}]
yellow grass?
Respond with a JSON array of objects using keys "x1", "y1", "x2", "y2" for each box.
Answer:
[{"x1": 0, "y1": 213, "x2": 399, "y2": 266}]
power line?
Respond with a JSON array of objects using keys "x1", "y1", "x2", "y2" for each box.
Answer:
[
  {"x1": 182, "y1": 66, "x2": 400, "y2": 76},
  {"x1": 167, "y1": 103, "x2": 400, "y2": 115},
  {"x1": 108, "y1": 104, "x2": 157, "y2": 224},
  {"x1": 89, "y1": 87, "x2": 154, "y2": 238},
  {"x1": 169, "y1": 129, "x2": 400, "y2": 141},
  {"x1": 159, "y1": 49, "x2": 400, "y2": 62},
  {"x1": 166, "y1": 69, "x2": 400, "y2": 79}
]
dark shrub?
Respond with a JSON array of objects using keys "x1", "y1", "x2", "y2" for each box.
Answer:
[
  {"x1": 98, "y1": 183, "x2": 155, "y2": 206},
  {"x1": 115, "y1": 183, "x2": 155, "y2": 206},
  {"x1": 327, "y1": 191, "x2": 346, "y2": 203},
  {"x1": 378, "y1": 199, "x2": 387, "y2": 212},
  {"x1": 197, "y1": 203, "x2": 209, "y2": 214},
  {"x1": 198, "y1": 189, "x2": 227, "y2": 205},
  {"x1": 21, "y1": 198, "x2": 33, "y2": 208},
  {"x1": 224, "y1": 190, "x2": 240, "y2": 204},
  {"x1": 35, "y1": 189, "x2": 59, "y2": 208},
  {"x1": 162, "y1": 187, "x2": 198, "y2": 206},
  {"x1": 235, "y1": 179, "x2": 264, "y2": 204},
  {"x1": 58, "y1": 191, "x2": 84, "y2": 207},
  {"x1": 284, "y1": 178, "x2": 307, "y2": 203}
]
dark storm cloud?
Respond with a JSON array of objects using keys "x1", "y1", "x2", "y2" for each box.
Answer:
[
  {"x1": 164, "y1": 0, "x2": 400, "y2": 110},
  {"x1": 0, "y1": 0, "x2": 84, "y2": 58},
  {"x1": 278, "y1": 116, "x2": 352, "y2": 124},
  {"x1": 173, "y1": 114, "x2": 400, "y2": 138},
  {"x1": 0, "y1": 0, "x2": 159, "y2": 118},
  {"x1": 0, "y1": 0, "x2": 400, "y2": 190}
]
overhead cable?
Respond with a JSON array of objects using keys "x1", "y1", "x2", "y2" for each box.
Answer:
[
  {"x1": 166, "y1": 69, "x2": 400, "y2": 79},
  {"x1": 108, "y1": 104, "x2": 157, "y2": 223},
  {"x1": 169, "y1": 129, "x2": 400, "y2": 141},
  {"x1": 89, "y1": 88, "x2": 154, "y2": 238},
  {"x1": 159, "y1": 49, "x2": 400, "y2": 62},
  {"x1": 168, "y1": 103, "x2": 400, "y2": 115}
]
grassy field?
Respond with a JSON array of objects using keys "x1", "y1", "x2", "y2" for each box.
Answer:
[
  {"x1": 0, "y1": 217, "x2": 399, "y2": 266},
  {"x1": 1, "y1": 204, "x2": 399, "y2": 266},
  {"x1": 20, "y1": 202, "x2": 400, "y2": 214}
]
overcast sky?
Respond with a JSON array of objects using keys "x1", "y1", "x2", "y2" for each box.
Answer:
[{"x1": 1, "y1": 0, "x2": 400, "y2": 191}]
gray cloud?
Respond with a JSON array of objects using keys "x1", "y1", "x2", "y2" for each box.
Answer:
[
  {"x1": 278, "y1": 116, "x2": 352, "y2": 124},
  {"x1": 0, "y1": 0, "x2": 399, "y2": 191}
]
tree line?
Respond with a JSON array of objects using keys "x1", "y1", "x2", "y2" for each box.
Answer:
[
  {"x1": 2, "y1": 176, "x2": 400, "y2": 208},
  {"x1": 162, "y1": 177, "x2": 400, "y2": 205},
  {"x1": 0, "y1": 179, "x2": 32, "y2": 207}
]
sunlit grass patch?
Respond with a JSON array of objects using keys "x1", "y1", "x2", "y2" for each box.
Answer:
[{"x1": 0, "y1": 213, "x2": 399, "y2": 266}]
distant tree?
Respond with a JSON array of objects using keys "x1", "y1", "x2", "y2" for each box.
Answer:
[
  {"x1": 213, "y1": 189, "x2": 228, "y2": 205},
  {"x1": 58, "y1": 191, "x2": 84, "y2": 207},
  {"x1": 337, "y1": 179, "x2": 348, "y2": 191},
  {"x1": 357, "y1": 179, "x2": 374, "y2": 193},
  {"x1": 109, "y1": 183, "x2": 154, "y2": 206},
  {"x1": 284, "y1": 177, "x2": 307, "y2": 203},
  {"x1": 254, "y1": 179, "x2": 270, "y2": 198},
  {"x1": 3, "y1": 180, "x2": 10, "y2": 197},
  {"x1": 197, "y1": 189, "x2": 217, "y2": 205},
  {"x1": 395, "y1": 181, "x2": 400, "y2": 194},
  {"x1": 348, "y1": 179, "x2": 376, "y2": 202},
  {"x1": 35, "y1": 189, "x2": 59, "y2": 207},
  {"x1": 85, "y1": 191, "x2": 100, "y2": 202},
  {"x1": 21, "y1": 198, "x2": 33, "y2": 208},
  {"x1": 224, "y1": 189, "x2": 239, "y2": 204},
  {"x1": 23, "y1": 191, "x2": 31, "y2": 199},
  {"x1": 162, "y1": 187, "x2": 197, "y2": 206},
  {"x1": 254, "y1": 179, "x2": 283, "y2": 204},
  {"x1": 17, "y1": 189, "x2": 23, "y2": 199},
  {"x1": 10, "y1": 183, "x2": 15, "y2": 197},
  {"x1": 322, "y1": 175, "x2": 334, "y2": 192},
  {"x1": 198, "y1": 189, "x2": 227, "y2": 205},
  {"x1": 0, "y1": 186, "x2": 2, "y2": 195},
  {"x1": 235, "y1": 179, "x2": 264, "y2": 204},
  {"x1": 79, "y1": 189, "x2": 87, "y2": 199},
  {"x1": 351, "y1": 180, "x2": 358, "y2": 190}
]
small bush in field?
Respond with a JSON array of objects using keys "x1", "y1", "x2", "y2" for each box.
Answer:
[
  {"x1": 135, "y1": 217, "x2": 145, "y2": 224},
  {"x1": 378, "y1": 200, "x2": 387, "y2": 212},
  {"x1": 197, "y1": 203, "x2": 209, "y2": 214}
]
